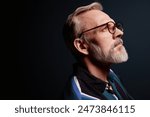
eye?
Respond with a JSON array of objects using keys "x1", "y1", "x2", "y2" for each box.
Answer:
[{"x1": 100, "y1": 25, "x2": 108, "y2": 32}]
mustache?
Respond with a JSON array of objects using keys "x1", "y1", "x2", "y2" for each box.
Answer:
[
  {"x1": 111, "y1": 39, "x2": 123, "y2": 49},
  {"x1": 114, "y1": 39, "x2": 123, "y2": 47}
]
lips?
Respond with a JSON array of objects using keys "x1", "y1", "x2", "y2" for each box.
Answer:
[{"x1": 114, "y1": 39, "x2": 123, "y2": 47}]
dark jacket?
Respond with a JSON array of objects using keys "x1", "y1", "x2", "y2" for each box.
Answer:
[{"x1": 64, "y1": 65, "x2": 133, "y2": 100}]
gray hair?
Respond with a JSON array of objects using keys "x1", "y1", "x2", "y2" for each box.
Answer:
[{"x1": 63, "y1": 2, "x2": 103, "y2": 59}]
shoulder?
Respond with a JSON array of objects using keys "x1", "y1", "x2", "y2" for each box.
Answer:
[{"x1": 63, "y1": 75, "x2": 98, "y2": 100}]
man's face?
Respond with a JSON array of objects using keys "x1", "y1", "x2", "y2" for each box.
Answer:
[{"x1": 79, "y1": 10, "x2": 128, "y2": 64}]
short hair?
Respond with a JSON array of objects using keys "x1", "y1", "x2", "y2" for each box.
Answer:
[{"x1": 63, "y1": 2, "x2": 103, "y2": 60}]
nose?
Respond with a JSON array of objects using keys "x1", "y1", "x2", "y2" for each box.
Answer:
[{"x1": 113, "y1": 28, "x2": 124, "y2": 39}]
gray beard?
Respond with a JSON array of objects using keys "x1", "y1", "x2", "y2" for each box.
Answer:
[{"x1": 88, "y1": 41, "x2": 128, "y2": 64}]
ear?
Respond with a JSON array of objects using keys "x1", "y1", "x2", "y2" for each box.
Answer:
[{"x1": 73, "y1": 38, "x2": 89, "y2": 55}]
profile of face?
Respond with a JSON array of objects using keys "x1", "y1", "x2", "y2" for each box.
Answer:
[{"x1": 76, "y1": 10, "x2": 128, "y2": 64}]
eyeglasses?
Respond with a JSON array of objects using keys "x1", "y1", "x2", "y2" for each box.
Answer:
[{"x1": 78, "y1": 21, "x2": 123, "y2": 38}]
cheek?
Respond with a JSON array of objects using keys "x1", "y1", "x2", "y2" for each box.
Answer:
[
  {"x1": 97, "y1": 39, "x2": 113, "y2": 54},
  {"x1": 95, "y1": 33, "x2": 114, "y2": 52}
]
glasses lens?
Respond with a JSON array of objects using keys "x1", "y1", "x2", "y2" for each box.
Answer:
[
  {"x1": 108, "y1": 22, "x2": 123, "y2": 34},
  {"x1": 108, "y1": 22, "x2": 116, "y2": 34},
  {"x1": 116, "y1": 23, "x2": 123, "y2": 31}
]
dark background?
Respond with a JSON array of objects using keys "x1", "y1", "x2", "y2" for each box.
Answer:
[{"x1": 3, "y1": 0, "x2": 150, "y2": 99}]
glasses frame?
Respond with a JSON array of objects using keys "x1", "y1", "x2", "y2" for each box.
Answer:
[{"x1": 78, "y1": 21, "x2": 123, "y2": 38}]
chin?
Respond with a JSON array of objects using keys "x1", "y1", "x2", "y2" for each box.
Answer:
[
  {"x1": 111, "y1": 46, "x2": 129, "y2": 63},
  {"x1": 112, "y1": 52, "x2": 128, "y2": 63}
]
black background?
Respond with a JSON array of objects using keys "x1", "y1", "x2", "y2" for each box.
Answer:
[{"x1": 3, "y1": 0, "x2": 150, "y2": 99}]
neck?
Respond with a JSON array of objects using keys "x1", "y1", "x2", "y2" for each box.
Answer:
[{"x1": 83, "y1": 58, "x2": 111, "y2": 82}]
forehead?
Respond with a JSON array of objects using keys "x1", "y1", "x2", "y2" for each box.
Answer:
[{"x1": 78, "y1": 10, "x2": 114, "y2": 27}]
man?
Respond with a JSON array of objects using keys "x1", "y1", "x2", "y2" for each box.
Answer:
[{"x1": 63, "y1": 2, "x2": 133, "y2": 100}]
